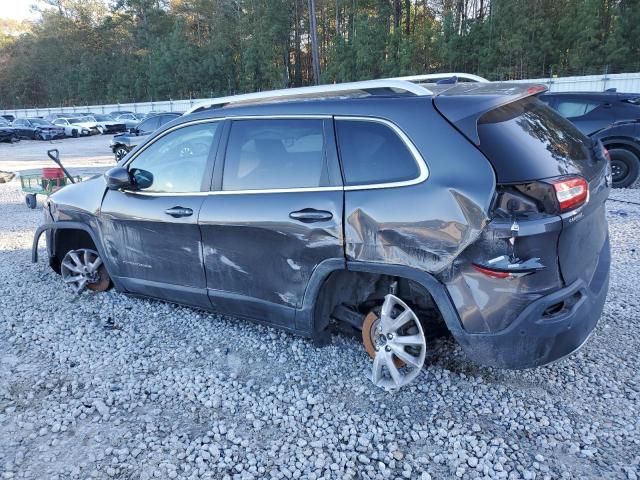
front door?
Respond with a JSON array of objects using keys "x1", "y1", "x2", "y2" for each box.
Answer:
[
  {"x1": 100, "y1": 120, "x2": 222, "y2": 308},
  {"x1": 199, "y1": 117, "x2": 344, "y2": 330}
]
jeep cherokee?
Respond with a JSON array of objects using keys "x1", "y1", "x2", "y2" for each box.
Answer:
[{"x1": 33, "y1": 76, "x2": 611, "y2": 389}]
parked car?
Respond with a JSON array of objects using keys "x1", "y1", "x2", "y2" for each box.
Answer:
[
  {"x1": 11, "y1": 118, "x2": 65, "y2": 140},
  {"x1": 540, "y1": 91, "x2": 640, "y2": 134},
  {"x1": 34, "y1": 78, "x2": 611, "y2": 390},
  {"x1": 0, "y1": 118, "x2": 18, "y2": 142},
  {"x1": 110, "y1": 110, "x2": 134, "y2": 116},
  {"x1": 541, "y1": 91, "x2": 640, "y2": 187},
  {"x1": 51, "y1": 117, "x2": 97, "y2": 137},
  {"x1": 45, "y1": 113, "x2": 70, "y2": 123},
  {"x1": 141, "y1": 111, "x2": 167, "y2": 119},
  {"x1": 113, "y1": 112, "x2": 146, "y2": 130},
  {"x1": 1, "y1": 114, "x2": 16, "y2": 123},
  {"x1": 110, "y1": 112, "x2": 180, "y2": 160},
  {"x1": 589, "y1": 121, "x2": 640, "y2": 188},
  {"x1": 87, "y1": 114, "x2": 126, "y2": 134}
]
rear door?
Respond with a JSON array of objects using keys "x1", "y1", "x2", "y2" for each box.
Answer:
[
  {"x1": 100, "y1": 120, "x2": 222, "y2": 308},
  {"x1": 13, "y1": 119, "x2": 29, "y2": 137},
  {"x1": 199, "y1": 117, "x2": 344, "y2": 329}
]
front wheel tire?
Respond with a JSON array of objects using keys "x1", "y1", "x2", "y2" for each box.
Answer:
[
  {"x1": 114, "y1": 146, "x2": 129, "y2": 161},
  {"x1": 609, "y1": 148, "x2": 640, "y2": 188},
  {"x1": 61, "y1": 249, "x2": 112, "y2": 293}
]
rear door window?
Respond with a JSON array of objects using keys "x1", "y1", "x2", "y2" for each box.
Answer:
[
  {"x1": 335, "y1": 119, "x2": 420, "y2": 186},
  {"x1": 138, "y1": 117, "x2": 160, "y2": 134},
  {"x1": 556, "y1": 100, "x2": 600, "y2": 119},
  {"x1": 222, "y1": 119, "x2": 329, "y2": 191},
  {"x1": 159, "y1": 114, "x2": 178, "y2": 126}
]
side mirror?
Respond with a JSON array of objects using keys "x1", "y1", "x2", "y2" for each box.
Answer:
[{"x1": 105, "y1": 167, "x2": 134, "y2": 190}]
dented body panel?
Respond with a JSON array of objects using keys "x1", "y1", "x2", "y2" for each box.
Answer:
[
  {"x1": 199, "y1": 190, "x2": 344, "y2": 329},
  {"x1": 99, "y1": 190, "x2": 211, "y2": 308},
  {"x1": 339, "y1": 98, "x2": 495, "y2": 273}
]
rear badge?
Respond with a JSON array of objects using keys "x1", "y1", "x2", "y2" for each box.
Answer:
[{"x1": 567, "y1": 211, "x2": 584, "y2": 223}]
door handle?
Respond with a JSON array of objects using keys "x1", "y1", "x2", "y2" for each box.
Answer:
[
  {"x1": 289, "y1": 208, "x2": 333, "y2": 223},
  {"x1": 164, "y1": 206, "x2": 193, "y2": 218}
]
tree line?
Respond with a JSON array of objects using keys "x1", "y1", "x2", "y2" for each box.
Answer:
[{"x1": 0, "y1": 0, "x2": 639, "y2": 109}]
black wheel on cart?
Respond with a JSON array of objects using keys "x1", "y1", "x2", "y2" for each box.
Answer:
[{"x1": 25, "y1": 194, "x2": 37, "y2": 209}]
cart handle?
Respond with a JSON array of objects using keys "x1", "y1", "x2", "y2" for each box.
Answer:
[{"x1": 47, "y1": 149, "x2": 76, "y2": 184}]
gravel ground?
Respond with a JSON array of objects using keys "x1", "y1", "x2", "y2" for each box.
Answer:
[{"x1": 0, "y1": 180, "x2": 639, "y2": 480}]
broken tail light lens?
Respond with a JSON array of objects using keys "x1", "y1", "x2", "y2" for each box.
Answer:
[
  {"x1": 550, "y1": 176, "x2": 589, "y2": 213},
  {"x1": 472, "y1": 264, "x2": 512, "y2": 279}
]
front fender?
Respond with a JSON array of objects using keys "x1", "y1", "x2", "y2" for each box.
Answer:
[{"x1": 32, "y1": 221, "x2": 105, "y2": 263}]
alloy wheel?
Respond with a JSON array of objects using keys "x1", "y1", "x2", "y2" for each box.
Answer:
[
  {"x1": 363, "y1": 294, "x2": 427, "y2": 390},
  {"x1": 61, "y1": 249, "x2": 110, "y2": 293}
]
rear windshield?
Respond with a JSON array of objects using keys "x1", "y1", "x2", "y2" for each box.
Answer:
[{"x1": 477, "y1": 97, "x2": 593, "y2": 183}]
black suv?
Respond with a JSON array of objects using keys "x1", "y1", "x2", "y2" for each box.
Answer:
[
  {"x1": 541, "y1": 91, "x2": 640, "y2": 187},
  {"x1": 110, "y1": 112, "x2": 181, "y2": 161},
  {"x1": 33, "y1": 78, "x2": 611, "y2": 390}
]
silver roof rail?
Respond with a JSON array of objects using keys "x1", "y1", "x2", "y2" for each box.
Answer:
[
  {"x1": 393, "y1": 73, "x2": 490, "y2": 83},
  {"x1": 184, "y1": 79, "x2": 433, "y2": 115}
]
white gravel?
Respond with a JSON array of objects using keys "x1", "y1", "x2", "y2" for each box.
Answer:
[{"x1": 0, "y1": 180, "x2": 639, "y2": 480}]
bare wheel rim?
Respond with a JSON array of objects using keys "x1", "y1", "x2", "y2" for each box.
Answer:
[
  {"x1": 370, "y1": 294, "x2": 427, "y2": 390},
  {"x1": 60, "y1": 249, "x2": 104, "y2": 294}
]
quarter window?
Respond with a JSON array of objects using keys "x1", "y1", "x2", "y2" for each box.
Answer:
[
  {"x1": 223, "y1": 119, "x2": 328, "y2": 191},
  {"x1": 127, "y1": 122, "x2": 218, "y2": 193},
  {"x1": 335, "y1": 119, "x2": 420, "y2": 186}
]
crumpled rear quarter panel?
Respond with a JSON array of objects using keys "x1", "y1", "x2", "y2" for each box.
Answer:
[{"x1": 344, "y1": 101, "x2": 496, "y2": 274}]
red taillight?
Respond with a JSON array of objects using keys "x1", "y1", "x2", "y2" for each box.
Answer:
[
  {"x1": 526, "y1": 85, "x2": 547, "y2": 95},
  {"x1": 550, "y1": 176, "x2": 589, "y2": 213},
  {"x1": 603, "y1": 147, "x2": 611, "y2": 161},
  {"x1": 472, "y1": 264, "x2": 512, "y2": 279}
]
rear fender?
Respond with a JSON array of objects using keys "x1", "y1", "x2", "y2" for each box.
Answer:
[{"x1": 297, "y1": 259, "x2": 465, "y2": 342}]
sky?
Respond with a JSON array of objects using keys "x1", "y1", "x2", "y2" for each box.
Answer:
[{"x1": 0, "y1": 0, "x2": 41, "y2": 22}]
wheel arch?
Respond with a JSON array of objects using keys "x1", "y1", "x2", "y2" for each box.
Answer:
[
  {"x1": 297, "y1": 259, "x2": 465, "y2": 343},
  {"x1": 32, "y1": 222, "x2": 116, "y2": 284},
  {"x1": 599, "y1": 136, "x2": 640, "y2": 157}
]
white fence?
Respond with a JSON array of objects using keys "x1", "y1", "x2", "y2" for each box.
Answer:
[
  {"x1": 3, "y1": 72, "x2": 640, "y2": 118},
  {"x1": 0, "y1": 99, "x2": 198, "y2": 119},
  {"x1": 504, "y1": 72, "x2": 640, "y2": 93}
]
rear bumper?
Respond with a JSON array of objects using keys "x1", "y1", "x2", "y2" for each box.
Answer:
[{"x1": 451, "y1": 235, "x2": 610, "y2": 369}]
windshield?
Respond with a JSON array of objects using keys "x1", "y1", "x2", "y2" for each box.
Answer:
[
  {"x1": 94, "y1": 114, "x2": 113, "y2": 121},
  {"x1": 66, "y1": 118, "x2": 83, "y2": 123},
  {"x1": 81, "y1": 116, "x2": 96, "y2": 122},
  {"x1": 29, "y1": 119, "x2": 50, "y2": 126}
]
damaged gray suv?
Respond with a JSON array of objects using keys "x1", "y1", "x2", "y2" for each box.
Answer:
[{"x1": 33, "y1": 74, "x2": 611, "y2": 390}]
